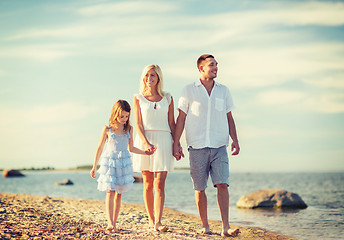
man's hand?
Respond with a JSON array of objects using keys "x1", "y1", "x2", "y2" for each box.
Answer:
[
  {"x1": 231, "y1": 141, "x2": 240, "y2": 155},
  {"x1": 173, "y1": 142, "x2": 184, "y2": 160}
]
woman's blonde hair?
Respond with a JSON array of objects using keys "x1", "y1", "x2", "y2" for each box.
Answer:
[
  {"x1": 139, "y1": 64, "x2": 165, "y2": 97},
  {"x1": 108, "y1": 100, "x2": 132, "y2": 132}
]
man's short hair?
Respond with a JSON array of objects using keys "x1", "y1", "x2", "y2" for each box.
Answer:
[{"x1": 197, "y1": 54, "x2": 215, "y2": 70}]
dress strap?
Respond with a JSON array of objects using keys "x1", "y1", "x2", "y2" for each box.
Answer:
[
  {"x1": 135, "y1": 93, "x2": 144, "y2": 102},
  {"x1": 165, "y1": 92, "x2": 172, "y2": 105},
  {"x1": 107, "y1": 125, "x2": 113, "y2": 134}
]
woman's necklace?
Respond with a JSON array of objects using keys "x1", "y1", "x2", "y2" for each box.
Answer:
[{"x1": 144, "y1": 92, "x2": 161, "y2": 110}]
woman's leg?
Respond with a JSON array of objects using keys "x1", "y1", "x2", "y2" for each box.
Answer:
[
  {"x1": 142, "y1": 171, "x2": 155, "y2": 227},
  {"x1": 113, "y1": 192, "x2": 122, "y2": 231},
  {"x1": 154, "y1": 171, "x2": 168, "y2": 231},
  {"x1": 106, "y1": 191, "x2": 115, "y2": 230}
]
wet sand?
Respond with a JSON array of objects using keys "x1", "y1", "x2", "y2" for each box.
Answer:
[{"x1": 0, "y1": 193, "x2": 294, "y2": 239}]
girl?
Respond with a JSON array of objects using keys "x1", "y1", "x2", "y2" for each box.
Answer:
[
  {"x1": 132, "y1": 64, "x2": 177, "y2": 232},
  {"x1": 90, "y1": 100, "x2": 156, "y2": 232}
]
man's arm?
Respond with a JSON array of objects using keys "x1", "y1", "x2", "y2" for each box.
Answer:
[
  {"x1": 173, "y1": 109, "x2": 186, "y2": 160},
  {"x1": 227, "y1": 111, "x2": 240, "y2": 155}
]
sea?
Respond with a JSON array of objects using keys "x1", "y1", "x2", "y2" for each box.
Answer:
[{"x1": 1, "y1": 171, "x2": 343, "y2": 240}]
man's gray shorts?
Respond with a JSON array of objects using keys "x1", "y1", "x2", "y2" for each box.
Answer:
[{"x1": 188, "y1": 145, "x2": 229, "y2": 191}]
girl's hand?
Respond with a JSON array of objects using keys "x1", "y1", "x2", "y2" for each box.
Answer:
[
  {"x1": 90, "y1": 167, "x2": 97, "y2": 178},
  {"x1": 145, "y1": 145, "x2": 157, "y2": 155}
]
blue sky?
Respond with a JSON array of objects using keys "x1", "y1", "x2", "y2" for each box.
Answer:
[{"x1": 0, "y1": 0, "x2": 343, "y2": 172}]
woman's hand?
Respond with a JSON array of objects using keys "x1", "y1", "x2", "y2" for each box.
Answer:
[{"x1": 144, "y1": 142, "x2": 155, "y2": 152}]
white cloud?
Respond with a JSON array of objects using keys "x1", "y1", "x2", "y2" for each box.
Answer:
[
  {"x1": 0, "y1": 102, "x2": 100, "y2": 169},
  {"x1": 6, "y1": 1, "x2": 344, "y2": 43},
  {"x1": 217, "y1": 43, "x2": 344, "y2": 89},
  {"x1": 255, "y1": 89, "x2": 344, "y2": 113},
  {"x1": 303, "y1": 73, "x2": 344, "y2": 89},
  {"x1": 26, "y1": 102, "x2": 97, "y2": 124},
  {"x1": 304, "y1": 93, "x2": 344, "y2": 113},
  {"x1": 239, "y1": 125, "x2": 286, "y2": 139},
  {"x1": 0, "y1": 102, "x2": 97, "y2": 127},
  {"x1": 77, "y1": 1, "x2": 179, "y2": 16},
  {"x1": 3, "y1": 0, "x2": 344, "y2": 63},
  {"x1": 257, "y1": 89, "x2": 306, "y2": 106},
  {"x1": 0, "y1": 44, "x2": 74, "y2": 61},
  {"x1": 214, "y1": 1, "x2": 344, "y2": 29},
  {"x1": 281, "y1": 1, "x2": 344, "y2": 26}
]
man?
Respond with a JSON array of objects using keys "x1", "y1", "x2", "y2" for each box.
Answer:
[{"x1": 173, "y1": 54, "x2": 240, "y2": 237}]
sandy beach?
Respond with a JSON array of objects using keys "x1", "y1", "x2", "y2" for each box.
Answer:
[{"x1": 0, "y1": 193, "x2": 295, "y2": 239}]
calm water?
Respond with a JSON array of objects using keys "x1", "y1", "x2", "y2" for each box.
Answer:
[{"x1": 1, "y1": 171, "x2": 343, "y2": 240}]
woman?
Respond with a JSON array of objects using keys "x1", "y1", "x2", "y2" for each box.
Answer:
[{"x1": 133, "y1": 64, "x2": 176, "y2": 232}]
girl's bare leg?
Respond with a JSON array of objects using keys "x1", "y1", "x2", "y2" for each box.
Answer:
[
  {"x1": 112, "y1": 192, "x2": 122, "y2": 232},
  {"x1": 142, "y1": 171, "x2": 155, "y2": 227},
  {"x1": 106, "y1": 191, "x2": 115, "y2": 231},
  {"x1": 154, "y1": 171, "x2": 168, "y2": 232}
]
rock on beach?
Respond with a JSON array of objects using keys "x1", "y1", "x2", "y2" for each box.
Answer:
[{"x1": 236, "y1": 189, "x2": 308, "y2": 209}]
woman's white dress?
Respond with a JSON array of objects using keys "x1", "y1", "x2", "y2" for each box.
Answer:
[{"x1": 133, "y1": 93, "x2": 174, "y2": 172}]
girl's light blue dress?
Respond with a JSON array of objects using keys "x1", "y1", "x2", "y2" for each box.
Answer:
[{"x1": 97, "y1": 127, "x2": 134, "y2": 194}]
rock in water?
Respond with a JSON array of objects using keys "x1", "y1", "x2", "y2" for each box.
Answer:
[
  {"x1": 133, "y1": 175, "x2": 143, "y2": 183},
  {"x1": 2, "y1": 169, "x2": 25, "y2": 178},
  {"x1": 236, "y1": 189, "x2": 307, "y2": 209},
  {"x1": 55, "y1": 179, "x2": 74, "y2": 185}
]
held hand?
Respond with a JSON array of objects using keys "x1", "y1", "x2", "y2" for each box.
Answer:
[
  {"x1": 178, "y1": 146, "x2": 184, "y2": 159},
  {"x1": 144, "y1": 142, "x2": 154, "y2": 152},
  {"x1": 173, "y1": 143, "x2": 184, "y2": 161},
  {"x1": 231, "y1": 141, "x2": 240, "y2": 155},
  {"x1": 90, "y1": 168, "x2": 97, "y2": 178},
  {"x1": 173, "y1": 143, "x2": 180, "y2": 160},
  {"x1": 145, "y1": 145, "x2": 157, "y2": 155}
]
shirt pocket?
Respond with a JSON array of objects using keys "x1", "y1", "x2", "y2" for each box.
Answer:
[
  {"x1": 215, "y1": 98, "x2": 224, "y2": 111},
  {"x1": 190, "y1": 101, "x2": 201, "y2": 116}
]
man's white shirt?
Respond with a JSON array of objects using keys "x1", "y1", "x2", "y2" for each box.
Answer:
[{"x1": 178, "y1": 80, "x2": 235, "y2": 149}]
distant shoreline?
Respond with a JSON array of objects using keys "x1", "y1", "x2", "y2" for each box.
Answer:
[
  {"x1": 1, "y1": 167, "x2": 191, "y2": 172},
  {"x1": 0, "y1": 193, "x2": 294, "y2": 239}
]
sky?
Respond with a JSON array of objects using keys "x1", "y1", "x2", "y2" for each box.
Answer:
[{"x1": 0, "y1": 0, "x2": 343, "y2": 172}]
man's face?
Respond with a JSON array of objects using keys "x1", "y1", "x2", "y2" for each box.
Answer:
[{"x1": 200, "y1": 58, "x2": 218, "y2": 79}]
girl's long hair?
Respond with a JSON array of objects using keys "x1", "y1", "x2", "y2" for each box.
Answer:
[
  {"x1": 139, "y1": 64, "x2": 165, "y2": 97},
  {"x1": 108, "y1": 100, "x2": 131, "y2": 132}
]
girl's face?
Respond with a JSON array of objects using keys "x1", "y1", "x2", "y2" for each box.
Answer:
[
  {"x1": 116, "y1": 110, "x2": 130, "y2": 125},
  {"x1": 144, "y1": 69, "x2": 159, "y2": 88}
]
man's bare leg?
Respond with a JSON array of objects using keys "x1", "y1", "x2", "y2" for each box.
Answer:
[
  {"x1": 195, "y1": 190, "x2": 210, "y2": 234},
  {"x1": 217, "y1": 183, "x2": 240, "y2": 237}
]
